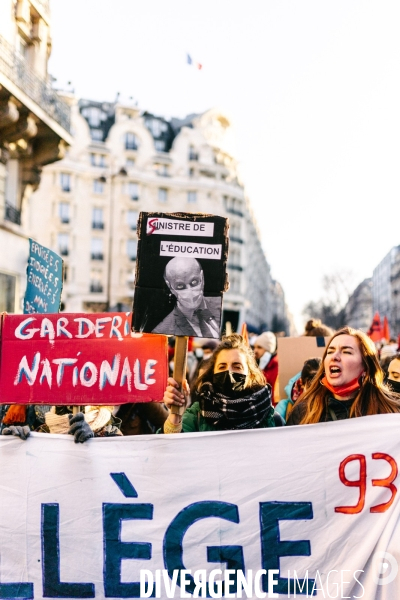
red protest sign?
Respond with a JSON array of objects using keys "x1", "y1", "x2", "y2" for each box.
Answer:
[{"x1": 0, "y1": 313, "x2": 168, "y2": 405}]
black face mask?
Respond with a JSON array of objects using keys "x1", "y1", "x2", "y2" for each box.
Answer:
[
  {"x1": 212, "y1": 370, "x2": 247, "y2": 397},
  {"x1": 385, "y1": 378, "x2": 400, "y2": 394}
]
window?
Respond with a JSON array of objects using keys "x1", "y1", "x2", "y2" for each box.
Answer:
[
  {"x1": 90, "y1": 129, "x2": 103, "y2": 142},
  {"x1": 230, "y1": 275, "x2": 240, "y2": 294},
  {"x1": 157, "y1": 164, "x2": 169, "y2": 177},
  {"x1": 125, "y1": 132, "x2": 138, "y2": 150},
  {"x1": 189, "y1": 168, "x2": 194, "y2": 177},
  {"x1": 90, "y1": 153, "x2": 106, "y2": 167},
  {"x1": 92, "y1": 208, "x2": 104, "y2": 229},
  {"x1": 16, "y1": 36, "x2": 27, "y2": 59},
  {"x1": 93, "y1": 179, "x2": 104, "y2": 194},
  {"x1": 91, "y1": 238, "x2": 103, "y2": 260},
  {"x1": 127, "y1": 210, "x2": 138, "y2": 230},
  {"x1": 127, "y1": 240, "x2": 137, "y2": 261},
  {"x1": 59, "y1": 202, "x2": 70, "y2": 223},
  {"x1": 90, "y1": 269, "x2": 103, "y2": 293},
  {"x1": 155, "y1": 140, "x2": 165, "y2": 152},
  {"x1": 86, "y1": 107, "x2": 102, "y2": 127},
  {"x1": 189, "y1": 145, "x2": 199, "y2": 161},
  {"x1": 187, "y1": 191, "x2": 196, "y2": 204},
  {"x1": 58, "y1": 233, "x2": 69, "y2": 256},
  {"x1": 126, "y1": 158, "x2": 135, "y2": 168},
  {"x1": 60, "y1": 173, "x2": 71, "y2": 192},
  {"x1": 146, "y1": 118, "x2": 164, "y2": 137},
  {"x1": 127, "y1": 182, "x2": 139, "y2": 200},
  {"x1": 0, "y1": 272, "x2": 16, "y2": 312},
  {"x1": 158, "y1": 188, "x2": 167, "y2": 203}
]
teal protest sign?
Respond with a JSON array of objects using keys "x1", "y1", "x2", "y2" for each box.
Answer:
[{"x1": 24, "y1": 239, "x2": 63, "y2": 314}]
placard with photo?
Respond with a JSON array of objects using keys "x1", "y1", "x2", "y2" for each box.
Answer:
[{"x1": 133, "y1": 212, "x2": 229, "y2": 338}]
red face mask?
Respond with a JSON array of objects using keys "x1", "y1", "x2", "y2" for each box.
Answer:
[{"x1": 320, "y1": 375, "x2": 363, "y2": 397}]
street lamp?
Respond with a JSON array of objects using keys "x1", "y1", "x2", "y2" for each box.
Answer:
[{"x1": 99, "y1": 167, "x2": 127, "y2": 311}]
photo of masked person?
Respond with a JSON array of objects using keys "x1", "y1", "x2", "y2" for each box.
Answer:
[{"x1": 152, "y1": 257, "x2": 221, "y2": 338}]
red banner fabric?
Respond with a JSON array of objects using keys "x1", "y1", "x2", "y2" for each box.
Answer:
[{"x1": 0, "y1": 313, "x2": 168, "y2": 405}]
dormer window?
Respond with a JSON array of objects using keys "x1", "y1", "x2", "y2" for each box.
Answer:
[{"x1": 125, "y1": 133, "x2": 138, "y2": 151}]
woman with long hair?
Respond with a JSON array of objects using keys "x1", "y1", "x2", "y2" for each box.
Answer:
[
  {"x1": 287, "y1": 327, "x2": 400, "y2": 425},
  {"x1": 162, "y1": 334, "x2": 282, "y2": 433}
]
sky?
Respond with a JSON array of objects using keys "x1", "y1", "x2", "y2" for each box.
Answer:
[{"x1": 49, "y1": 1, "x2": 400, "y2": 331}]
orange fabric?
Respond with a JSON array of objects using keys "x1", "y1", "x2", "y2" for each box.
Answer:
[
  {"x1": 382, "y1": 316, "x2": 390, "y2": 342},
  {"x1": 367, "y1": 312, "x2": 382, "y2": 342},
  {"x1": 320, "y1": 375, "x2": 361, "y2": 397},
  {"x1": 241, "y1": 323, "x2": 249, "y2": 347},
  {"x1": 3, "y1": 404, "x2": 27, "y2": 425}
]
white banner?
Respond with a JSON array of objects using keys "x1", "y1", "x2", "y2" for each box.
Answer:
[{"x1": 1, "y1": 415, "x2": 400, "y2": 599}]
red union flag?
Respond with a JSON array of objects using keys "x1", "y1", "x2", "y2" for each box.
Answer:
[{"x1": 0, "y1": 313, "x2": 168, "y2": 405}]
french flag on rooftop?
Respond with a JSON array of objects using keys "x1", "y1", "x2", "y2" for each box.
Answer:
[{"x1": 187, "y1": 53, "x2": 202, "y2": 70}]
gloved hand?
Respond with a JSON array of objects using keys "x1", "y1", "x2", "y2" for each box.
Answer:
[
  {"x1": 2, "y1": 425, "x2": 30, "y2": 440},
  {"x1": 68, "y1": 412, "x2": 94, "y2": 443}
]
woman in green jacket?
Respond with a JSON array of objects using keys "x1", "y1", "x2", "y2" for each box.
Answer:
[{"x1": 162, "y1": 334, "x2": 282, "y2": 433}]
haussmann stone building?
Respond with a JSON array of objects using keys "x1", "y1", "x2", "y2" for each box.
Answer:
[
  {"x1": 0, "y1": 0, "x2": 71, "y2": 312},
  {"x1": 29, "y1": 97, "x2": 290, "y2": 334}
]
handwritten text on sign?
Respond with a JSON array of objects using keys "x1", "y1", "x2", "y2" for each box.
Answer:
[
  {"x1": 0, "y1": 313, "x2": 168, "y2": 405},
  {"x1": 24, "y1": 239, "x2": 63, "y2": 314}
]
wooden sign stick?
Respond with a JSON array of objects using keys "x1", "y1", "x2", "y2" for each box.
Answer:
[{"x1": 171, "y1": 336, "x2": 188, "y2": 416}]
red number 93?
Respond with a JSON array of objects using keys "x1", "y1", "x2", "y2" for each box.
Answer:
[{"x1": 335, "y1": 453, "x2": 398, "y2": 515}]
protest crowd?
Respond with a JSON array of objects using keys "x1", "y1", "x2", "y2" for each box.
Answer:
[
  {"x1": 2, "y1": 212, "x2": 400, "y2": 599},
  {"x1": 3, "y1": 316, "x2": 400, "y2": 441}
]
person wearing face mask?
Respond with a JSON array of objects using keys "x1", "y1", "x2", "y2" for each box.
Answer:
[
  {"x1": 253, "y1": 332, "x2": 279, "y2": 405},
  {"x1": 286, "y1": 327, "x2": 400, "y2": 426},
  {"x1": 385, "y1": 354, "x2": 400, "y2": 395},
  {"x1": 152, "y1": 257, "x2": 221, "y2": 338},
  {"x1": 161, "y1": 334, "x2": 283, "y2": 433}
]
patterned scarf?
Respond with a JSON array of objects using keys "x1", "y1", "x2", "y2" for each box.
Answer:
[{"x1": 198, "y1": 382, "x2": 273, "y2": 430}]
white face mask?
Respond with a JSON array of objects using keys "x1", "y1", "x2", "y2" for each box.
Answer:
[
  {"x1": 259, "y1": 352, "x2": 272, "y2": 370},
  {"x1": 169, "y1": 272, "x2": 204, "y2": 311}
]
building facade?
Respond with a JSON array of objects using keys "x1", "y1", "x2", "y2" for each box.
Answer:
[
  {"x1": 344, "y1": 278, "x2": 372, "y2": 332},
  {"x1": 372, "y1": 246, "x2": 400, "y2": 336},
  {"x1": 30, "y1": 98, "x2": 289, "y2": 333},
  {"x1": 0, "y1": 0, "x2": 71, "y2": 311}
]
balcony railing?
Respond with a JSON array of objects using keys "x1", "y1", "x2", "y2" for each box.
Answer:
[
  {"x1": 91, "y1": 252, "x2": 104, "y2": 261},
  {"x1": 230, "y1": 236, "x2": 244, "y2": 244},
  {"x1": 4, "y1": 202, "x2": 21, "y2": 225},
  {"x1": 92, "y1": 222, "x2": 104, "y2": 230},
  {"x1": 0, "y1": 34, "x2": 71, "y2": 133},
  {"x1": 226, "y1": 208, "x2": 244, "y2": 218},
  {"x1": 32, "y1": 0, "x2": 50, "y2": 15},
  {"x1": 90, "y1": 284, "x2": 103, "y2": 293},
  {"x1": 228, "y1": 264, "x2": 243, "y2": 272},
  {"x1": 59, "y1": 247, "x2": 69, "y2": 256}
]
